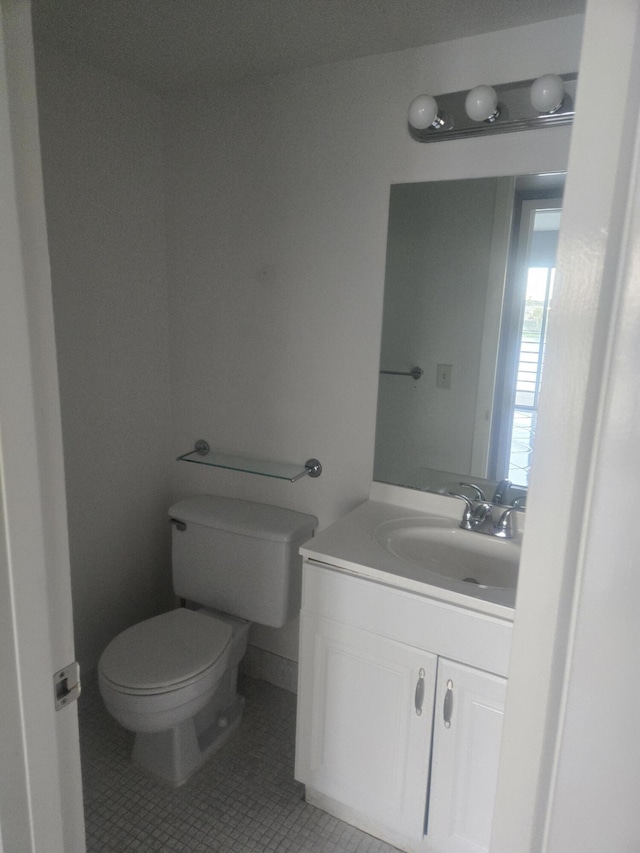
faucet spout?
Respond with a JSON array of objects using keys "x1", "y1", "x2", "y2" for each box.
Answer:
[
  {"x1": 492, "y1": 479, "x2": 512, "y2": 505},
  {"x1": 468, "y1": 502, "x2": 495, "y2": 534}
]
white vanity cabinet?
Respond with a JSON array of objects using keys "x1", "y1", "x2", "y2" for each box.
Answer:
[
  {"x1": 295, "y1": 559, "x2": 512, "y2": 853},
  {"x1": 296, "y1": 609, "x2": 438, "y2": 841},
  {"x1": 427, "y1": 660, "x2": 507, "y2": 853}
]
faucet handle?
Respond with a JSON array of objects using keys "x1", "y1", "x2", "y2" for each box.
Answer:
[
  {"x1": 448, "y1": 493, "x2": 475, "y2": 529},
  {"x1": 495, "y1": 507, "x2": 517, "y2": 539}
]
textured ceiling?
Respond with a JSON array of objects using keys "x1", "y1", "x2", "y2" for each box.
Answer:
[{"x1": 32, "y1": 0, "x2": 585, "y2": 94}]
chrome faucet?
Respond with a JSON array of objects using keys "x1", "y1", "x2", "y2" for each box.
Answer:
[
  {"x1": 492, "y1": 479, "x2": 512, "y2": 505},
  {"x1": 450, "y1": 494, "x2": 516, "y2": 539}
]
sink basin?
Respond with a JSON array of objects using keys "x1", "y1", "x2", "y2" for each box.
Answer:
[{"x1": 374, "y1": 516, "x2": 520, "y2": 590}]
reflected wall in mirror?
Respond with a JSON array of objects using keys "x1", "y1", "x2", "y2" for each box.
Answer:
[{"x1": 374, "y1": 172, "x2": 564, "y2": 505}]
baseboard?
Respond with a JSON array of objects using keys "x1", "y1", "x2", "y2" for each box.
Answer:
[{"x1": 240, "y1": 645, "x2": 298, "y2": 694}]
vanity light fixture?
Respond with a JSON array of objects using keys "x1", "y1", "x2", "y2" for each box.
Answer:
[
  {"x1": 408, "y1": 94, "x2": 445, "y2": 130},
  {"x1": 465, "y1": 85, "x2": 500, "y2": 122},
  {"x1": 407, "y1": 72, "x2": 577, "y2": 143},
  {"x1": 530, "y1": 73, "x2": 565, "y2": 113}
]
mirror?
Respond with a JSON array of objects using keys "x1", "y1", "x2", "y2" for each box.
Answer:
[{"x1": 373, "y1": 172, "x2": 564, "y2": 506}]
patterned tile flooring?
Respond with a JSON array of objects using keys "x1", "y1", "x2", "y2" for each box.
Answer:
[{"x1": 80, "y1": 675, "x2": 401, "y2": 852}]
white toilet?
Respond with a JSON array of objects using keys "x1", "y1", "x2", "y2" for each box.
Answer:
[{"x1": 98, "y1": 494, "x2": 317, "y2": 786}]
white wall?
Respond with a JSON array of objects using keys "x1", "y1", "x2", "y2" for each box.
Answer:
[
  {"x1": 35, "y1": 48, "x2": 174, "y2": 673},
  {"x1": 164, "y1": 15, "x2": 583, "y2": 660}
]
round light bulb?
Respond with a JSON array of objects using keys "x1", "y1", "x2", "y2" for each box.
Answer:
[
  {"x1": 408, "y1": 94, "x2": 439, "y2": 130},
  {"x1": 530, "y1": 74, "x2": 565, "y2": 113},
  {"x1": 465, "y1": 85, "x2": 499, "y2": 122}
]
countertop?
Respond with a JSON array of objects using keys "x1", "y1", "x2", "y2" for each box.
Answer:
[{"x1": 300, "y1": 484, "x2": 519, "y2": 621}]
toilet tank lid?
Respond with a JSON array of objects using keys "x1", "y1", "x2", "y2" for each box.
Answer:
[{"x1": 169, "y1": 495, "x2": 318, "y2": 542}]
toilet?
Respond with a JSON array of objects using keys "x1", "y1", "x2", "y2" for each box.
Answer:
[{"x1": 98, "y1": 494, "x2": 317, "y2": 786}]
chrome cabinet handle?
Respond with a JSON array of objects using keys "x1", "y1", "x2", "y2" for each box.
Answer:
[
  {"x1": 443, "y1": 679, "x2": 454, "y2": 728},
  {"x1": 415, "y1": 668, "x2": 426, "y2": 716}
]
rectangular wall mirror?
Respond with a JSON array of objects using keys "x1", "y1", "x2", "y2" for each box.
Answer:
[{"x1": 374, "y1": 172, "x2": 565, "y2": 506}]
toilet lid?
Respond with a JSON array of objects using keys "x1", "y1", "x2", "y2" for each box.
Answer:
[{"x1": 99, "y1": 609, "x2": 232, "y2": 690}]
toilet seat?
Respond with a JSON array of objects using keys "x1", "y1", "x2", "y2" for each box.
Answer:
[{"x1": 99, "y1": 608, "x2": 232, "y2": 695}]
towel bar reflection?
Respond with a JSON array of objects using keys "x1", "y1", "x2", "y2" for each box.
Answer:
[{"x1": 380, "y1": 367, "x2": 423, "y2": 380}]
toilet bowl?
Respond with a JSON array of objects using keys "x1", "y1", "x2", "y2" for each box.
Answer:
[
  {"x1": 99, "y1": 608, "x2": 234, "y2": 731},
  {"x1": 97, "y1": 495, "x2": 317, "y2": 786},
  {"x1": 99, "y1": 607, "x2": 250, "y2": 785}
]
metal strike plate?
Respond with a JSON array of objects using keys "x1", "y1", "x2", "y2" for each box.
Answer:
[{"x1": 54, "y1": 661, "x2": 81, "y2": 711}]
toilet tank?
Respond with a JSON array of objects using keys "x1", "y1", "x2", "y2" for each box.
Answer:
[{"x1": 169, "y1": 495, "x2": 318, "y2": 628}]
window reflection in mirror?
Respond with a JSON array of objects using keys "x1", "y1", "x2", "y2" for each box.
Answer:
[
  {"x1": 374, "y1": 173, "x2": 565, "y2": 505},
  {"x1": 491, "y1": 193, "x2": 562, "y2": 487}
]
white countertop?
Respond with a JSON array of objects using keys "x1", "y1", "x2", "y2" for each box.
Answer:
[{"x1": 300, "y1": 485, "x2": 519, "y2": 621}]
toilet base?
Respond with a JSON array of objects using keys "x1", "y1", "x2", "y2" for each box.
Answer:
[{"x1": 132, "y1": 691, "x2": 245, "y2": 787}]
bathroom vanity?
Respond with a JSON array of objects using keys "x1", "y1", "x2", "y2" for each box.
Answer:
[{"x1": 295, "y1": 484, "x2": 519, "y2": 853}]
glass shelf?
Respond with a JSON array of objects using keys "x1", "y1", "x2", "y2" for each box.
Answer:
[{"x1": 177, "y1": 441, "x2": 321, "y2": 482}]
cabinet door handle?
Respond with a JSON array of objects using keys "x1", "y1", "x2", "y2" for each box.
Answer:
[
  {"x1": 415, "y1": 668, "x2": 426, "y2": 716},
  {"x1": 443, "y1": 679, "x2": 454, "y2": 728}
]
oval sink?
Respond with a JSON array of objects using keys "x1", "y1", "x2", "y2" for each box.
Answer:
[{"x1": 374, "y1": 516, "x2": 520, "y2": 590}]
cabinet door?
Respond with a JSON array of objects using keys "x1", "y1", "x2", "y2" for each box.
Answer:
[
  {"x1": 426, "y1": 659, "x2": 507, "y2": 853},
  {"x1": 295, "y1": 611, "x2": 437, "y2": 840}
]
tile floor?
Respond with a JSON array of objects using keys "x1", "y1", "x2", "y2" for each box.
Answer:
[{"x1": 80, "y1": 675, "x2": 401, "y2": 852}]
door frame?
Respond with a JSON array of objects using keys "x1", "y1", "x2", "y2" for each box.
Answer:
[
  {"x1": 3, "y1": 0, "x2": 640, "y2": 851},
  {"x1": 492, "y1": 1, "x2": 640, "y2": 850},
  {"x1": 0, "y1": 2, "x2": 85, "y2": 851}
]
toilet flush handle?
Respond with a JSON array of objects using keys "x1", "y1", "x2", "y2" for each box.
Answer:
[{"x1": 170, "y1": 518, "x2": 186, "y2": 532}]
